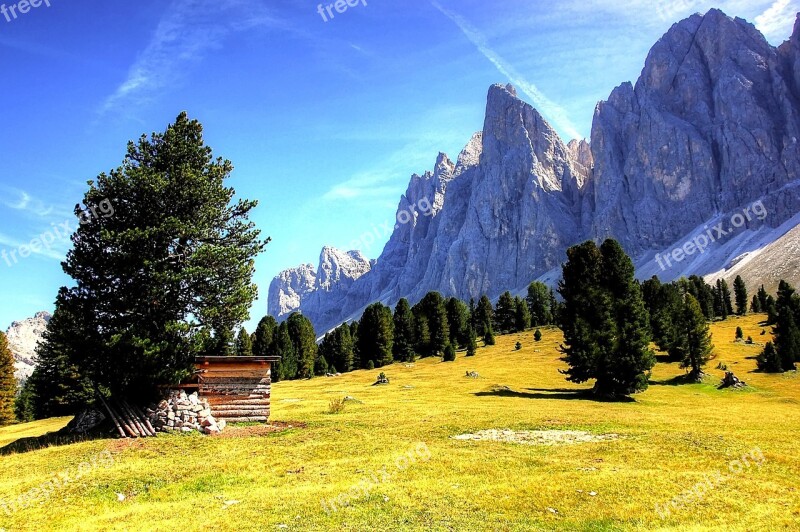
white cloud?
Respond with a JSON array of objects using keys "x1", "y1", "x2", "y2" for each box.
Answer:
[
  {"x1": 431, "y1": 1, "x2": 584, "y2": 141},
  {"x1": 0, "y1": 187, "x2": 55, "y2": 217},
  {"x1": 100, "y1": 0, "x2": 279, "y2": 114},
  {"x1": 755, "y1": 0, "x2": 799, "y2": 43}
]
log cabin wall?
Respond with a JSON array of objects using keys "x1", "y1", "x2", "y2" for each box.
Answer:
[{"x1": 194, "y1": 356, "x2": 280, "y2": 424}]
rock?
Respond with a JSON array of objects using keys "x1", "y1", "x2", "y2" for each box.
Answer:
[
  {"x1": 269, "y1": 9, "x2": 800, "y2": 334},
  {"x1": 719, "y1": 371, "x2": 747, "y2": 389},
  {"x1": 218, "y1": 420, "x2": 227, "y2": 431}
]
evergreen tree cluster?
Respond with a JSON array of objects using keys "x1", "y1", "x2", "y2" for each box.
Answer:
[{"x1": 758, "y1": 280, "x2": 800, "y2": 373}]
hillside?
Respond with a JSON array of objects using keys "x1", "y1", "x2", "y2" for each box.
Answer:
[{"x1": 1, "y1": 315, "x2": 798, "y2": 531}]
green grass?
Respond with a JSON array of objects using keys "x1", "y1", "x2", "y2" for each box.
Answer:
[{"x1": 1, "y1": 315, "x2": 798, "y2": 531}]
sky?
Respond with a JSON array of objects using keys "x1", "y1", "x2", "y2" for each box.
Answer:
[{"x1": 0, "y1": 0, "x2": 797, "y2": 332}]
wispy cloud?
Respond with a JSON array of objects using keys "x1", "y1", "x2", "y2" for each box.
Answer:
[
  {"x1": 755, "y1": 0, "x2": 799, "y2": 43},
  {"x1": 0, "y1": 231, "x2": 66, "y2": 262},
  {"x1": 100, "y1": 0, "x2": 279, "y2": 115},
  {"x1": 431, "y1": 1, "x2": 584, "y2": 140},
  {"x1": 0, "y1": 187, "x2": 56, "y2": 217}
]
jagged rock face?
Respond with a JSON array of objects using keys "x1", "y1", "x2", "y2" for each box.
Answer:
[
  {"x1": 5, "y1": 311, "x2": 50, "y2": 381},
  {"x1": 591, "y1": 9, "x2": 800, "y2": 255},
  {"x1": 270, "y1": 9, "x2": 800, "y2": 333},
  {"x1": 267, "y1": 248, "x2": 373, "y2": 324}
]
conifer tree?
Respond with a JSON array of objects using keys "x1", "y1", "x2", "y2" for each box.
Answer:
[
  {"x1": 413, "y1": 312, "x2": 431, "y2": 358},
  {"x1": 393, "y1": 298, "x2": 417, "y2": 362},
  {"x1": 771, "y1": 281, "x2": 800, "y2": 371},
  {"x1": 735, "y1": 326, "x2": 744, "y2": 340},
  {"x1": 526, "y1": 282, "x2": 552, "y2": 326},
  {"x1": 751, "y1": 294, "x2": 762, "y2": 313},
  {"x1": 757, "y1": 342, "x2": 782, "y2": 373},
  {"x1": 757, "y1": 285, "x2": 769, "y2": 311},
  {"x1": 733, "y1": 275, "x2": 748, "y2": 316},
  {"x1": 443, "y1": 344, "x2": 456, "y2": 362},
  {"x1": 466, "y1": 326, "x2": 478, "y2": 356},
  {"x1": 0, "y1": 332, "x2": 17, "y2": 426},
  {"x1": 273, "y1": 321, "x2": 297, "y2": 381},
  {"x1": 475, "y1": 295, "x2": 494, "y2": 337},
  {"x1": 252, "y1": 315, "x2": 278, "y2": 358},
  {"x1": 331, "y1": 324, "x2": 355, "y2": 373},
  {"x1": 559, "y1": 240, "x2": 654, "y2": 398},
  {"x1": 534, "y1": 329, "x2": 542, "y2": 342},
  {"x1": 494, "y1": 291, "x2": 516, "y2": 333},
  {"x1": 679, "y1": 295, "x2": 714, "y2": 380},
  {"x1": 358, "y1": 303, "x2": 394, "y2": 367},
  {"x1": 40, "y1": 113, "x2": 267, "y2": 401},
  {"x1": 287, "y1": 313, "x2": 318, "y2": 378},
  {"x1": 235, "y1": 327, "x2": 253, "y2": 357},
  {"x1": 484, "y1": 325, "x2": 496, "y2": 346},
  {"x1": 445, "y1": 297, "x2": 469, "y2": 348},
  {"x1": 514, "y1": 296, "x2": 531, "y2": 332},
  {"x1": 417, "y1": 292, "x2": 449, "y2": 356}
]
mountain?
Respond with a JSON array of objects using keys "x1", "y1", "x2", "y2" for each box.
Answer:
[
  {"x1": 5, "y1": 311, "x2": 50, "y2": 381},
  {"x1": 270, "y1": 9, "x2": 800, "y2": 334}
]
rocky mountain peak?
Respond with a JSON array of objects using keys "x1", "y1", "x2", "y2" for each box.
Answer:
[
  {"x1": 5, "y1": 310, "x2": 51, "y2": 381},
  {"x1": 316, "y1": 247, "x2": 372, "y2": 292}
]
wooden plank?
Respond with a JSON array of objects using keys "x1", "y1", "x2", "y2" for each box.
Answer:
[
  {"x1": 212, "y1": 404, "x2": 271, "y2": 412},
  {"x1": 217, "y1": 416, "x2": 269, "y2": 423}
]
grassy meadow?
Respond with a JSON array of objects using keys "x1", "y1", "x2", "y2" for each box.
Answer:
[{"x1": 0, "y1": 314, "x2": 798, "y2": 531}]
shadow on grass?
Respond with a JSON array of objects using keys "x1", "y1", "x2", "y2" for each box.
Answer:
[
  {"x1": 650, "y1": 374, "x2": 704, "y2": 386},
  {"x1": 655, "y1": 354, "x2": 676, "y2": 364},
  {"x1": 0, "y1": 429, "x2": 111, "y2": 456},
  {"x1": 474, "y1": 387, "x2": 635, "y2": 403}
]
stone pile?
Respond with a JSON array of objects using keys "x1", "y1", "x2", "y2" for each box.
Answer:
[{"x1": 148, "y1": 390, "x2": 227, "y2": 435}]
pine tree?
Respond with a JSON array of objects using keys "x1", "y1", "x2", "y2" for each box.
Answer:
[
  {"x1": 526, "y1": 282, "x2": 552, "y2": 326},
  {"x1": 514, "y1": 296, "x2": 531, "y2": 332},
  {"x1": 680, "y1": 295, "x2": 714, "y2": 380},
  {"x1": 484, "y1": 325, "x2": 496, "y2": 346},
  {"x1": 559, "y1": 240, "x2": 655, "y2": 398},
  {"x1": 14, "y1": 379, "x2": 35, "y2": 423},
  {"x1": 443, "y1": 344, "x2": 456, "y2": 362},
  {"x1": 751, "y1": 294, "x2": 762, "y2": 313},
  {"x1": 445, "y1": 297, "x2": 469, "y2": 348},
  {"x1": 549, "y1": 289, "x2": 561, "y2": 326},
  {"x1": 414, "y1": 313, "x2": 431, "y2": 358},
  {"x1": 287, "y1": 313, "x2": 318, "y2": 378},
  {"x1": 331, "y1": 324, "x2": 355, "y2": 372},
  {"x1": 757, "y1": 342, "x2": 782, "y2": 373},
  {"x1": 392, "y1": 298, "x2": 416, "y2": 362},
  {"x1": 466, "y1": 326, "x2": 478, "y2": 356},
  {"x1": 252, "y1": 315, "x2": 278, "y2": 358},
  {"x1": 719, "y1": 279, "x2": 734, "y2": 317},
  {"x1": 358, "y1": 303, "x2": 394, "y2": 368},
  {"x1": 757, "y1": 285, "x2": 769, "y2": 311},
  {"x1": 235, "y1": 327, "x2": 253, "y2": 357},
  {"x1": 314, "y1": 355, "x2": 329, "y2": 376},
  {"x1": 765, "y1": 295, "x2": 779, "y2": 325},
  {"x1": 468, "y1": 298, "x2": 477, "y2": 331},
  {"x1": 417, "y1": 292, "x2": 449, "y2": 356},
  {"x1": 43, "y1": 113, "x2": 267, "y2": 401},
  {"x1": 0, "y1": 332, "x2": 17, "y2": 426},
  {"x1": 534, "y1": 329, "x2": 542, "y2": 342},
  {"x1": 686, "y1": 276, "x2": 715, "y2": 319},
  {"x1": 772, "y1": 280, "x2": 800, "y2": 371},
  {"x1": 650, "y1": 282, "x2": 685, "y2": 361},
  {"x1": 494, "y1": 291, "x2": 516, "y2": 333},
  {"x1": 733, "y1": 275, "x2": 748, "y2": 316},
  {"x1": 475, "y1": 295, "x2": 494, "y2": 337},
  {"x1": 273, "y1": 321, "x2": 297, "y2": 381},
  {"x1": 735, "y1": 326, "x2": 744, "y2": 340}
]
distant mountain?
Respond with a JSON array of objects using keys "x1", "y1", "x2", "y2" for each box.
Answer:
[
  {"x1": 5, "y1": 311, "x2": 50, "y2": 381},
  {"x1": 270, "y1": 9, "x2": 800, "y2": 334}
]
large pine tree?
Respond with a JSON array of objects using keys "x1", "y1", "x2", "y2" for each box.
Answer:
[
  {"x1": 0, "y1": 331, "x2": 17, "y2": 426},
  {"x1": 37, "y1": 113, "x2": 267, "y2": 402},
  {"x1": 416, "y1": 292, "x2": 449, "y2": 356},
  {"x1": 771, "y1": 281, "x2": 800, "y2": 371},
  {"x1": 559, "y1": 240, "x2": 655, "y2": 398},
  {"x1": 445, "y1": 297, "x2": 469, "y2": 349},
  {"x1": 475, "y1": 295, "x2": 494, "y2": 338},
  {"x1": 514, "y1": 296, "x2": 531, "y2": 332},
  {"x1": 273, "y1": 321, "x2": 298, "y2": 381}
]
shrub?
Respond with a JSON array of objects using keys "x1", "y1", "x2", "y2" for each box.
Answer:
[
  {"x1": 514, "y1": 342, "x2": 522, "y2": 351},
  {"x1": 746, "y1": 336, "x2": 754, "y2": 345},
  {"x1": 367, "y1": 360, "x2": 375, "y2": 370},
  {"x1": 485, "y1": 329, "x2": 496, "y2": 346},
  {"x1": 735, "y1": 327, "x2": 744, "y2": 340},
  {"x1": 534, "y1": 329, "x2": 542, "y2": 342},
  {"x1": 328, "y1": 397, "x2": 346, "y2": 414},
  {"x1": 757, "y1": 342, "x2": 782, "y2": 373}
]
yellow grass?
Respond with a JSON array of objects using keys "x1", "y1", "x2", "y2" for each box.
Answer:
[{"x1": 0, "y1": 314, "x2": 798, "y2": 531}]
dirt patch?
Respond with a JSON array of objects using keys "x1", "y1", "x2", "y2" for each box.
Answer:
[
  {"x1": 452, "y1": 429, "x2": 618, "y2": 446},
  {"x1": 212, "y1": 421, "x2": 306, "y2": 439}
]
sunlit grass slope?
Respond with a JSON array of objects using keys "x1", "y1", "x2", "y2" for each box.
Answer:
[{"x1": 0, "y1": 314, "x2": 798, "y2": 531}]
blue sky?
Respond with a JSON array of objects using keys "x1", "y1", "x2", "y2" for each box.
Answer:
[{"x1": 0, "y1": 0, "x2": 797, "y2": 332}]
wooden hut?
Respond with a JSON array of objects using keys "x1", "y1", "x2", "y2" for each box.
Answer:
[{"x1": 193, "y1": 356, "x2": 279, "y2": 423}]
